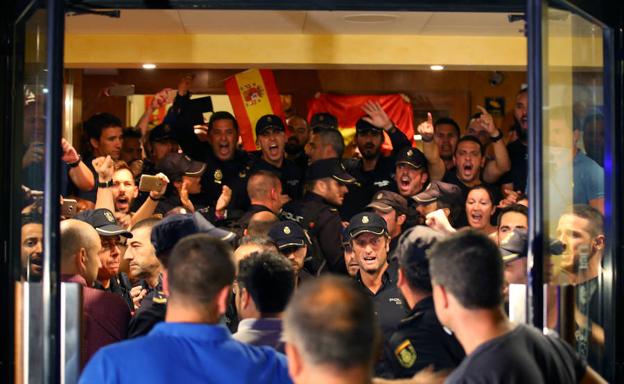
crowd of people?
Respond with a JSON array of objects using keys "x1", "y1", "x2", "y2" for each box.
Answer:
[{"x1": 18, "y1": 80, "x2": 609, "y2": 383}]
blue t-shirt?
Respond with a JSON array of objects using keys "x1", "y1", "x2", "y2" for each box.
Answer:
[
  {"x1": 573, "y1": 152, "x2": 604, "y2": 204},
  {"x1": 79, "y1": 322, "x2": 292, "y2": 384}
]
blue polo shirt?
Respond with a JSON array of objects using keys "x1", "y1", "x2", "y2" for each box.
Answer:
[{"x1": 79, "y1": 322, "x2": 292, "y2": 384}]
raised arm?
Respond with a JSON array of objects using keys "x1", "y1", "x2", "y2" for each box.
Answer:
[
  {"x1": 130, "y1": 173, "x2": 170, "y2": 227},
  {"x1": 361, "y1": 100, "x2": 411, "y2": 152},
  {"x1": 477, "y1": 106, "x2": 511, "y2": 183},
  {"x1": 93, "y1": 156, "x2": 115, "y2": 212},
  {"x1": 417, "y1": 113, "x2": 446, "y2": 181},
  {"x1": 62, "y1": 138, "x2": 95, "y2": 191}
]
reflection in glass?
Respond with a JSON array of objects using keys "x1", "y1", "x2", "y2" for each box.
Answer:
[{"x1": 543, "y1": 7, "x2": 607, "y2": 376}]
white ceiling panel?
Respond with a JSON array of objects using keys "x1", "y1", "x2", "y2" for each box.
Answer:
[
  {"x1": 303, "y1": 11, "x2": 433, "y2": 34},
  {"x1": 66, "y1": 10, "x2": 184, "y2": 34},
  {"x1": 178, "y1": 10, "x2": 307, "y2": 34}
]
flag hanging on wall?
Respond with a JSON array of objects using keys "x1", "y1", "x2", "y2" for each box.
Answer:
[
  {"x1": 307, "y1": 93, "x2": 415, "y2": 151},
  {"x1": 225, "y1": 69, "x2": 285, "y2": 151}
]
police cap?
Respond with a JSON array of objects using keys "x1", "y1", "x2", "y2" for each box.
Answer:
[
  {"x1": 255, "y1": 114, "x2": 285, "y2": 136},
  {"x1": 268, "y1": 221, "x2": 310, "y2": 250},
  {"x1": 413, "y1": 181, "x2": 463, "y2": 206},
  {"x1": 396, "y1": 147, "x2": 427, "y2": 170},
  {"x1": 367, "y1": 190, "x2": 408, "y2": 215},
  {"x1": 76, "y1": 208, "x2": 132, "y2": 238},
  {"x1": 156, "y1": 153, "x2": 206, "y2": 183},
  {"x1": 306, "y1": 158, "x2": 355, "y2": 185},
  {"x1": 310, "y1": 112, "x2": 338, "y2": 131},
  {"x1": 347, "y1": 212, "x2": 388, "y2": 238}
]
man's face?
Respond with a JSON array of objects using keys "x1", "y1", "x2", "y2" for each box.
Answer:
[
  {"x1": 343, "y1": 244, "x2": 359, "y2": 277},
  {"x1": 257, "y1": 129, "x2": 285, "y2": 165},
  {"x1": 92, "y1": 126, "x2": 123, "y2": 160},
  {"x1": 415, "y1": 201, "x2": 439, "y2": 221},
  {"x1": 124, "y1": 226, "x2": 160, "y2": 281},
  {"x1": 466, "y1": 119, "x2": 491, "y2": 147},
  {"x1": 305, "y1": 133, "x2": 324, "y2": 163},
  {"x1": 209, "y1": 119, "x2": 238, "y2": 161},
  {"x1": 97, "y1": 235, "x2": 122, "y2": 281},
  {"x1": 504, "y1": 258, "x2": 528, "y2": 287},
  {"x1": 21, "y1": 223, "x2": 43, "y2": 279},
  {"x1": 352, "y1": 232, "x2": 389, "y2": 275},
  {"x1": 514, "y1": 91, "x2": 528, "y2": 134},
  {"x1": 112, "y1": 169, "x2": 138, "y2": 214},
  {"x1": 454, "y1": 141, "x2": 484, "y2": 184},
  {"x1": 497, "y1": 211, "x2": 528, "y2": 244},
  {"x1": 373, "y1": 208, "x2": 401, "y2": 239},
  {"x1": 356, "y1": 131, "x2": 383, "y2": 160},
  {"x1": 434, "y1": 124, "x2": 459, "y2": 159},
  {"x1": 84, "y1": 238, "x2": 103, "y2": 287},
  {"x1": 394, "y1": 164, "x2": 427, "y2": 197},
  {"x1": 556, "y1": 214, "x2": 597, "y2": 273},
  {"x1": 321, "y1": 179, "x2": 348, "y2": 206},
  {"x1": 182, "y1": 175, "x2": 202, "y2": 195},
  {"x1": 286, "y1": 118, "x2": 310, "y2": 148},
  {"x1": 151, "y1": 141, "x2": 175, "y2": 163},
  {"x1": 280, "y1": 245, "x2": 306, "y2": 274},
  {"x1": 121, "y1": 137, "x2": 142, "y2": 164}
]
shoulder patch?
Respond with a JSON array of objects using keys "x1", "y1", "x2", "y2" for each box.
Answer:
[
  {"x1": 152, "y1": 291, "x2": 168, "y2": 304},
  {"x1": 394, "y1": 339, "x2": 417, "y2": 368}
]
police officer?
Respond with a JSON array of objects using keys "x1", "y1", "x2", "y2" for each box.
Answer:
[
  {"x1": 172, "y1": 99, "x2": 253, "y2": 216},
  {"x1": 381, "y1": 225, "x2": 465, "y2": 378},
  {"x1": 280, "y1": 158, "x2": 355, "y2": 275},
  {"x1": 366, "y1": 190, "x2": 408, "y2": 257},
  {"x1": 413, "y1": 180, "x2": 464, "y2": 228},
  {"x1": 341, "y1": 101, "x2": 411, "y2": 220},
  {"x1": 346, "y1": 212, "x2": 407, "y2": 343},
  {"x1": 250, "y1": 114, "x2": 303, "y2": 200},
  {"x1": 393, "y1": 146, "x2": 429, "y2": 228},
  {"x1": 268, "y1": 221, "x2": 314, "y2": 285}
]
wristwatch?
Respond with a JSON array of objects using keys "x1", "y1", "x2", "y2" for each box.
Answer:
[
  {"x1": 97, "y1": 179, "x2": 113, "y2": 188},
  {"x1": 490, "y1": 130, "x2": 504, "y2": 143},
  {"x1": 67, "y1": 155, "x2": 82, "y2": 168}
]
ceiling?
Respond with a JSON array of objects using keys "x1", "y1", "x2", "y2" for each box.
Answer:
[{"x1": 65, "y1": 10, "x2": 525, "y2": 36}]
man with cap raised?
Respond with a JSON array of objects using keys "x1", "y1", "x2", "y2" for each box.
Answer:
[
  {"x1": 127, "y1": 212, "x2": 237, "y2": 338},
  {"x1": 76, "y1": 208, "x2": 134, "y2": 309},
  {"x1": 281, "y1": 158, "x2": 355, "y2": 274},
  {"x1": 155, "y1": 152, "x2": 207, "y2": 214},
  {"x1": 347, "y1": 212, "x2": 407, "y2": 342},
  {"x1": 251, "y1": 114, "x2": 304, "y2": 199},
  {"x1": 380, "y1": 225, "x2": 464, "y2": 378},
  {"x1": 268, "y1": 220, "x2": 314, "y2": 285},
  {"x1": 148, "y1": 123, "x2": 179, "y2": 164},
  {"x1": 366, "y1": 190, "x2": 408, "y2": 257},
  {"x1": 413, "y1": 180, "x2": 464, "y2": 228},
  {"x1": 341, "y1": 101, "x2": 411, "y2": 220}
]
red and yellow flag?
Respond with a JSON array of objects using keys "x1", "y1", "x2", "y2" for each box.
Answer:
[{"x1": 225, "y1": 69, "x2": 285, "y2": 151}]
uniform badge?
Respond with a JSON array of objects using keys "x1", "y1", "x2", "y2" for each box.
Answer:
[
  {"x1": 214, "y1": 169, "x2": 223, "y2": 184},
  {"x1": 283, "y1": 226, "x2": 291, "y2": 235},
  {"x1": 407, "y1": 149, "x2": 413, "y2": 157},
  {"x1": 104, "y1": 210, "x2": 115, "y2": 223},
  {"x1": 377, "y1": 192, "x2": 383, "y2": 200},
  {"x1": 362, "y1": 215, "x2": 369, "y2": 224},
  {"x1": 394, "y1": 340, "x2": 417, "y2": 368}
]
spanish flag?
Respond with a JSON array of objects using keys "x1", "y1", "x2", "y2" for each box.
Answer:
[{"x1": 225, "y1": 69, "x2": 285, "y2": 151}]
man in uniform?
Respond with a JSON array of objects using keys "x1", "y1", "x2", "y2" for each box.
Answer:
[
  {"x1": 413, "y1": 180, "x2": 464, "y2": 228},
  {"x1": 280, "y1": 158, "x2": 355, "y2": 274},
  {"x1": 285, "y1": 114, "x2": 310, "y2": 170},
  {"x1": 366, "y1": 190, "x2": 408, "y2": 256},
  {"x1": 341, "y1": 101, "x2": 411, "y2": 220},
  {"x1": 124, "y1": 218, "x2": 163, "y2": 310},
  {"x1": 251, "y1": 114, "x2": 303, "y2": 200},
  {"x1": 305, "y1": 126, "x2": 345, "y2": 164},
  {"x1": 268, "y1": 220, "x2": 314, "y2": 284},
  {"x1": 347, "y1": 212, "x2": 407, "y2": 342},
  {"x1": 381, "y1": 225, "x2": 464, "y2": 378},
  {"x1": 80, "y1": 234, "x2": 291, "y2": 384},
  {"x1": 238, "y1": 171, "x2": 285, "y2": 229}
]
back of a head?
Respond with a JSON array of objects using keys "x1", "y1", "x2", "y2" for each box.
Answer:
[
  {"x1": 237, "y1": 251, "x2": 295, "y2": 314},
  {"x1": 397, "y1": 226, "x2": 445, "y2": 294},
  {"x1": 283, "y1": 275, "x2": 378, "y2": 370},
  {"x1": 428, "y1": 229, "x2": 504, "y2": 309},
  {"x1": 60, "y1": 219, "x2": 99, "y2": 271},
  {"x1": 247, "y1": 211, "x2": 278, "y2": 237},
  {"x1": 167, "y1": 233, "x2": 235, "y2": 306},
  {"x1": 247, "y1": 171, "x2": 279, "y2": 201},
  {"x1": 317, "y1": 128, "x2": 345, "y2": 158}
]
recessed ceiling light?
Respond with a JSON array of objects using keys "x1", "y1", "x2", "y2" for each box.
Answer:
[
  {"x1": 142, "y1": 63, "x2": 156, "y2": 70},
  {"x1": 430, "y1": 65, "x2": 445, "y2": 71},
  {"x1": 343, "y1": 14, "x2": 399, "y2": 23}
]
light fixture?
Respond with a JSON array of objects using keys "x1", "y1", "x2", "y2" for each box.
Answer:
[
  {"x1": 142, "y1": 63, "x2": 156, "y2": 70},
  {"x1": 430, "y1": 65, "x2": 445, "y2": 71}
]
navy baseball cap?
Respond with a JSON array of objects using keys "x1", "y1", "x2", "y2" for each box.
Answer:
[
  {"x1": 414, "y1": 181, "x2": 463, "y2": 205},
  {"x1": 306, "y1": 158, "x2": 355, "y2": 185},
  {"x1": 268, "y1": 221, "x2": 310, "y2": 250},
  {"x1": 341, "y1": 226, "x2": 351, "y2": 248},
  {"x1": 149, "y1": 123, "x2": 176, "y2": 143},
  {"x1": 76, "y1": 208, "x2": 132, "y2": 238},
  {"x1": 367, "y1": 190, "x2": 408, "y2": 215},
  {"x1": 356, "y1": 117, "x2": 383, "y2": 135},
  {"x1": 499, "y1": 228, "x2": 528, "y2": 263},
  {"x1": 151, "y1": 212, "x2": 236, "y2": 257},
  {"x1": 396, "y1": 147, "x2": 427, "y2": 170},
  {"x1": 347, "y1": 212, "x2": 388, "y2": 238},
  {"x1": 156, "y1": 153, "x2": 206, "y2": 183},
  {"x1": 255, "y1": 114, "x2": 285, "y2": 136},
  {"x1": 310, "y1": 112, "x2": 338, "y2": 131}
]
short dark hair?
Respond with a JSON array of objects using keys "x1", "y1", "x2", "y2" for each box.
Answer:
[
  {"x1": 84, "y1": 113, "x2": 122, "y2": 141},
  {"x1": 429, "y1": 229, "x2": 504, "y2": 309},
  {"x1": 123, "y1": 127, "x2": 142, "y2": 139},
  {"x1": 131, "y1": 217, "x2": 160, "y2": 232},
  {"x1": 237, "y1": 251, "x2": 295, "y2": 314},
  {"x1": 397, "y1": 227, "x2": 444, "y2": 294},
  {"x1": 496, "y1": 204, "x2": 528, "y2": 228},
  {"x1": 467, "y1": 185, "x2": 495, "y2": 206},
  {"x1": 455, "y1": 135, "x2": 484, "y2": 156},
  {"x1": 167, "y1": 234, "x2": 235, "y2": 304},
  {"x1": 565, "y1": 204, "x2": 604, "y2": 238},
  {"x1": 315, "y1": 128, "x2": 345, "y2": 157},
  {"x1": 283, "y1": 276, "x2": 379, "y2": 369},
  {"x1": 238, "y1": 235, "x2": 276, "y2": 248},
  {"x1": 434, "y1": 117, "x2": 461, "y2": 137},
  {"x1": 208, "y1": 111, "x2": 239, "y2": 132}
]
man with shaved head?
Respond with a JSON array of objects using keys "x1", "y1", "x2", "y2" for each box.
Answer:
[
  {"x1": 238, "y1": 171, "x2": 285, "y2": 229},
  {"x1": 60, "y1": 219, "x2": 130, "y2": 366}
]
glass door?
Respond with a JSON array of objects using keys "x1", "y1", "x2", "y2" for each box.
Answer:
[
  {"x1": 11, "y1": 0, "x2": 65, "y2": 382},
  {"x1": 527, "y1": 0, "x2": 615, "y2": 380}
]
